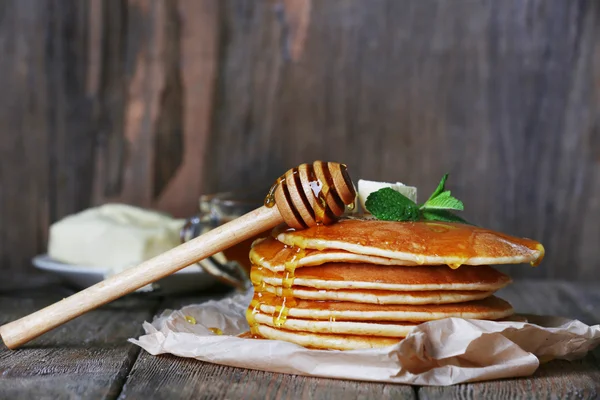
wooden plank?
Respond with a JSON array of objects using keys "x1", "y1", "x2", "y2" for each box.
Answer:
[
  {"x1": 0, "y1": 0, "x2": 54, "y2": 275},
  {"x1": 120, "y1": 354, "x2": 416, "y2": 400},
  {"x1": 0, "y1": 0, "x2": 219, "y2": 277},
  {"x1": 0, "y1": 285, "x2": 160, "y2": 400},
  {"x1": 1, "y1": 0, "x2": 599, "y2": 283},
  {"x1": 91, "y1": 0, "x2": 218, "y2": 218},
  {"x1": 498, "y1": 281, "x2": 598, "y2": 325},
  {"x1": 118, "y1": 294, "x2": 417, "y2": 400},
  {"x1": 205, "y1": 0, "x2": 600, "y2": 281},
  {"x1": 153, "y1": 0, "x2": 219, "y2": 217},
  {"x1": 560, "y1": 282, "x2": 600, "y2": 322},
  {"x1": 418, "y1": 281, "x2": 600, "y2": 399}
]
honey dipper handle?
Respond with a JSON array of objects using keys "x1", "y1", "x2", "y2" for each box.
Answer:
[{"x1": 0, "y1": 206, "x2": 283, "y2": 349}]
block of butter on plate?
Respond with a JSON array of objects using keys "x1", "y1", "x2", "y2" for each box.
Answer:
[
  {"x1": 357, "y1": 179, "x2": 417, "y2": 214},
  {"x1": 48, "y1": 204, "x2": 185, "y2": 269}
]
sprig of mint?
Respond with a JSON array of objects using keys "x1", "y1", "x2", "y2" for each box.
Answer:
[
  {"x1": 365, "y1": 174, "x2": 470, "y2": 224},
  {"x1": 421, "y1": 174, "x2": 464, "y2": 212}
]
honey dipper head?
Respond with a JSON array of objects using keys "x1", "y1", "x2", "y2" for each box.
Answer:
[{"x1": 271, "y1": 161, "x2": 356, "y2": 229}]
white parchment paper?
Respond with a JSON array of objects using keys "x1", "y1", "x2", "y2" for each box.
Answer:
[{"x1": 130, "y1": 291, "x2": 600, "y2": 386}]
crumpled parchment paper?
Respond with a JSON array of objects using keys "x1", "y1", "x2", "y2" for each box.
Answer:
[{"x1": 130, "y1": 291, "x2": 600, "y2": 386}]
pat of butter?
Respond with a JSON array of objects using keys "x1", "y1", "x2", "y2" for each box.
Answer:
[
  {"x1": 48, "y1": 204, "x2": 185, "y2": 269},
  {"x1": 357, "y1": 179, "x2": 418, "y2": 214}
]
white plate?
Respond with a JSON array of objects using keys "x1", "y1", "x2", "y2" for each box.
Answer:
[{"x1": 33, "y1": 255, "x2": 217, "y2": 295}]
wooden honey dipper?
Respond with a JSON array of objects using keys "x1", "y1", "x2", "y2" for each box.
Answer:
[{"x1": 0, "y1": 161, "x2": 356, "y2": 349}]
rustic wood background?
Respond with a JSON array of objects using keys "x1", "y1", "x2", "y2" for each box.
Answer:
[{"x1": 0, "y1": 0, "x2": 598, "y2": 280}]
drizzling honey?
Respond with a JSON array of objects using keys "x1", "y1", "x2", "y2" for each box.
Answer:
[
  {"x1": 530, "y1": 244, "x2": 545, "y2": 267},
  {"x1": 264, "y1": 175, "x2": 284, "y2": 208},
  {"x1": 246, "y1": 245, "x2": 307, "y2": 331},
  {"x1": 286, "y1": 236, "x2": 309, "y2": 249},
  {"x1": 273, "y1": 246, "x2": 304, "y2": 326},
  {"x1": 209, "y1": 327, "x2": 223, "y2": 335},
  {"x1": 346, "y1": 201, "x2": 356, "y2": 213},
  {"x1": 273, "y1": 296, "x2": 291, "y2": 327},
  {"x1": 246, "y1": 295, "x2": 262, "y2": 336},
  {"x1": 313, "y1": 163, "x2": 334, "y2": 225},
  {"x1": 246, "y1": 161, "x2": 359, "y2": 339},
  {"x1": 306, "y1": 165, "x2": 329, "y2": 225}
]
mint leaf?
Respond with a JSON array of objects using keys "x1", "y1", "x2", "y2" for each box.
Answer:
[
  {"x1": 366, "y1": 175, "x2": 470, "y2": 224},
  {"x1": 365, "y1": 188, "x2": 420, "y2": 221},
  {"x1": 422, "y1": 210, "x2": 470, "y2": 224},
  {"x1": 426, "y1": 174, "x2": 449, "y2": 203},
  {"x1": 421, "y1": 191, "x2": 464, "y2": 211},
  {"x1": 421, "y1": 174, "x2": 464, "y2": 212}
]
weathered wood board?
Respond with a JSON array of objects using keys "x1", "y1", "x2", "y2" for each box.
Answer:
[{"x1": 1, "y1": 1, "x2": 599, "y2": 279}]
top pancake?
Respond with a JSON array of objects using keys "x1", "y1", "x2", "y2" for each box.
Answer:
[
  {"x1": 250, "y1": 237, "x2": 415, "y2": 272},
  {"x1": 277, "y1": 219, "x2": 545, "y2": 267}
]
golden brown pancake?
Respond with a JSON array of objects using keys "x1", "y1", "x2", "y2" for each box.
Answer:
[
  {"x1": 253, "y1": 313, "x2": 527, "y2": 350},
  {"x1": 251, "y1": 236, "x2": 416, "y2": 272},
  {"x1": 276, "y1": 220, "x2": 545, "y2": 267},
  {"x1": 255, "y1": 324, "x2": 402, "y2": 350},
  {"x1": 253, "y1": 312, "x2": 416, "y2": 337},
  {"x1": 252, "y1": 293, "x2": 514, "y2": 321},
  {"x1": 251, "y1": 263, "x2": 512, "y2": 291},
  {"x1": 246, "y1": 218, "x2": 542, "y2": 350},
  {"x1": 260, "y1": 283, "x2": 493, "y2": 304}
]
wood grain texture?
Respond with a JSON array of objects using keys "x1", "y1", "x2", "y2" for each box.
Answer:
[
  {"x1": 0, "y1": 0, "x2": 599, "y2": 283},
  {"x1": 0, "y1": 0, "x2": 59, "y2": 275},
  {"x1": 205, "y1": 0, "x2": 600, "y2": 280},
  {"x1": 118, "y1": 294, "x2": 416, "y2": 400},
  {"x1": 90, "y1": 0, "x2": 217, "y2": 215},
  {"x1": 0, "y1": 281, "x2": 599, "y2": 399},
  {"x1": 153, "y1": 0, "x2": 219, "y2": 216},
  {"x1": 0, "y1": 0, "x2": 217, "y2": 276},
  {"x1": 0, "y1": 284, "x2": 160, "y2": 400},
  {"x1": 419, "y1": 281, "x2": 600, "y2": 400},
  {"x1": 120, "y1": 354, "x2": 417, "y2": 400}
]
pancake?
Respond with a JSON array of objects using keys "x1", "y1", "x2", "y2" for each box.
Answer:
[
  {"x1": 251, "y1": 264, "x2": 512, "y2": 292},
  {"x1": 253, "y1": 312, "x2": 416, "y2": 337},
  {"x1": 255, "y1": 324, "x2": 401, "y2": 350},
  {"x1": 245, "y1": 218, "x2": 543, "y2": 350},
  {"x1": 252, "y1": 293, "x2": 514, "y2": 322},
  {"x1": 276, "y1": 219, "x2": 545, "y2": 267},
  {"x1": 260, "y1": 283, "x2": 493, "y2": 304},
  {"x1": 250, "y1": 237, "x2": 416, "y2": 272}
]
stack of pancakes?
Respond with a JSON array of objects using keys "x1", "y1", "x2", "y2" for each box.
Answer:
[{"x1": 246, "y1": 219, "x2": 544, "y2": 350}]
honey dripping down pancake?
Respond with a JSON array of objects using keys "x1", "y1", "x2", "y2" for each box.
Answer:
[
  {"x1": 256, "y1": 325, "x2": 403, "y2": 351},
  {"x1": 252, "y1": 292, "x2": 513, "y2": 322},
  {"x1": 250, "y1": 237, "x2": 417, "y2": 273},
  {"x1": 245, "y1": 219, "x2": 544, "y2": 350},
  {"x1": 276, "y1": 219, "x2": 545, "y2": 268},
  {"x1": 258, "y1": 283, "x2": 494, "y2": 305},
  {"x1": 252, "y1": 311, "x2": 527, "y2": 340},
  {"x1": 251, "y1": 263, "x2": 512, "y2": 292}
]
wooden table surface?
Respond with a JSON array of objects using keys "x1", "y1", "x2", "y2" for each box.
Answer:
[{"x1": 1, "y1": 279, "x2": 599, "y2": 400}]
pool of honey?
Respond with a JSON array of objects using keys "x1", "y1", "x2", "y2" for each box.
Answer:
[{"x1": 237, "y1": 331, "x2": 263, "y2": 339}]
